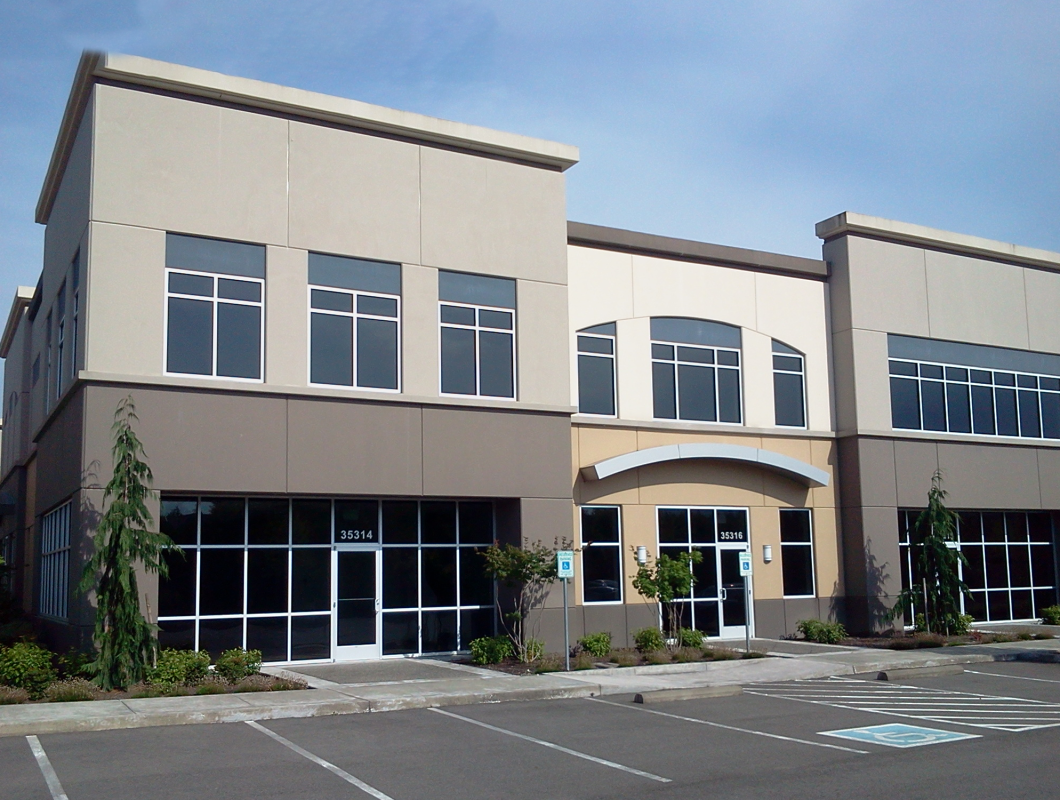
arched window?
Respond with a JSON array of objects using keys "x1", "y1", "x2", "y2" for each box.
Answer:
[{"x1": 650, "y1": 318, "x2": 741, "y2": 423}]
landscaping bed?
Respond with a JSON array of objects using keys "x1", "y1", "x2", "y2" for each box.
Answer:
[
  {"x1": 472, "y1": 645, "x2": 769, "y2": 675},
  {"x1": 836, "y1": 630, "x2": 1055, "y2": 650},
  {"x1": 0, "y1": 642, "x2": 308, "y2": 706}
]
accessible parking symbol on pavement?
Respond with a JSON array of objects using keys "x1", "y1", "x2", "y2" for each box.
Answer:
[{"x1": 820, "y1": 723, "x2": 980, "y2": 749}]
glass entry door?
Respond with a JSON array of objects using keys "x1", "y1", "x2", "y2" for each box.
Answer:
[
  {"x1": 334, "y1": 548, "x2": 381, "y2": 660},
  {"x1": 718, "y1": 547, "x2": 751, "y2": 639}
]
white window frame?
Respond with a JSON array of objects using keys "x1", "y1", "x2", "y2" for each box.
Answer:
[
  {"x1": 39, "y1": 502, "x2": 72, "y2": 620},
  {"x1": 438, "y1": 300, "x2": 517, "y2": 400},
  {"x1": 780, "y1": 508, "x2": 816, "y2": 598},
  {"x1": 773, "y1": 350, "x2": 807, "y2": 429},
  {"x1": 575, "y1": 330, "x2": 618, "y2": 418},
  {"x1": 44, "y1": 311, "x2": 52, "y2": 413},
  {"x1": 163, "y1": 267, "x2": 265, "y2": 383},
  {"x1": 306, "y1": 285, "x2": 402, "y2": 393},
  {"x1": 579, "y1": 505, "x2": 623, "y2": 605},
  {"x1": 55, "y1": 283, "x2": 67, "y2": 401},
  {"x1": 650, "y1": 339, "x2": 742, "y2": 424}
]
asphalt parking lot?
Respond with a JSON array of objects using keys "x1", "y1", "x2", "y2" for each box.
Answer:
[{"x1": 3, "y1": 660, "x2": 1058, "y2": 800}]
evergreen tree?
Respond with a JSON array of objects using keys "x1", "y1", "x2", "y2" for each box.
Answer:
[
  {"x1": 78, "y1": 397, "x2": 177, "y2": 689},
  {"x1": 890, "y1": 470, "x2": 969, "y2": 635}
]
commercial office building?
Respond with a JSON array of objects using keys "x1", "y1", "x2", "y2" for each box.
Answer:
[{"x1": 0, "y1": 53, "x2": 1055, "y2": 661}]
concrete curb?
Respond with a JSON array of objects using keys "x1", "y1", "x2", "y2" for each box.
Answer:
[
  {"x1": 876, "y1": 664, "x2": 966, "y2": 681},
  {"x1": 634, "y1": 685, "x2": 743, "y2": 704}
]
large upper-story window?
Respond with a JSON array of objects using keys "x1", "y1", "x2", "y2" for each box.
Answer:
[
  {"x1": 773, "y1": 340, "x2": 806, "y2": 428},
  {"x1": 888, "y1": 334, "x2": 1060, "y2": 440},
  {"x1": 439, "y1": 271, "x2": 516, "y2": 399},
  {"x1": 55, "y1": 282, "x2": 66, "y2": 400},
  {"x1": 165, "y1": 233, "x2": 265, "y2": 381},
  {"x1": 577, "y1": 323, "x2": 616, "y2": 416},
  {"x1": 651, "y1": 317, "x2": 741, "y2": 423},
  {"x1": 309, "y1": 253, "x2": 401, "y2": 391}
]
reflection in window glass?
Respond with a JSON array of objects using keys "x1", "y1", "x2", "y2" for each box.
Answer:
[
  {"x1": 581, "y1": 507, "x2": 622, "y2": 603},
  {"x1": 309, "y1": 284, "x2": 400, "y2": 390},
  {"x1": 652, "y1": 333, "x2": 740, "y2": 423},
  {"x1": 577, "y1": 329, "x2": 616, "y2": 415},
  {"x1": 780, "y1": 510, "x2": 814, "y2": 597},
  {"x1": 440, "y1": 299, "x2": 515, "y2": 399}
]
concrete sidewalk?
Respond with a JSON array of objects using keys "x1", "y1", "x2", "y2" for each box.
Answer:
[{"x1": 0, "y1": 637, "x2": 1055, "y2": 738}]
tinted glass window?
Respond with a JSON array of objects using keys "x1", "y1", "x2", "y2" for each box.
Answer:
[
  {"x1": 459, "y1": 502, "x2": 493, "y2": 544},
  {"x1": 582, "y1": 546, "x2": 621, "y2": 603},
  {"x1": 421, "y1": 548, "x2": 457, "y2": 607},
  {"x1": 421, "y1": 501, "x2": 457, "y2": 544},
  {"x1": 774, "y1": 372, "x2": 805, "y2": 427},
  {"x1": 383, "y1": 548, "x2": 418, "y2": 609},
  {"x1": 169, "y1": 273, "x2": 213, "y2": 297},
  {"x1": 972, "y1": 385, "x2": 996, "y2": 434},
  {"x1": 357, "y1": 295, "x2": 398, "y2": 317},
  {"x1": 292, "y1": 615, "x2": 331, "y2": 661},
  {"x1": 199, "y1": 549, "x2": 244, "y2": 615},
  {"x1": 167, "y1": 297, "x2": 213, "y2": 375},
  {"x1": 159, "y1": 550, "x2": 196, "y2": 617},
  {"x1": 1018, "y1": 391, "x2": 1041, "y2": 438},
  {"x1": 1042, "y1": 393, "x2": 1060, "y2": 439},
  {"x1": 717, "y1": 368, "x2": 741, "y2": 423},
  {"x1": 582, "y1": 507, "x2": 620, "y2": 543},
  {"x1": 996, "y1": 388, "x2": 1018, "y2": 435},
  {"x1": 946, "y1": 383, "x2": 972, "y2": 433},
  {"x1": 441, "y1": 327, "x2": 476, "y2": 394},
  {"x1": 578, "y1": 354, "x2": 615, "y2": 415},
  {"x1": 247, "y1": 549, "x2": 289, "y2": 613},
  {"x1": 311, "y1": 289, "x2": 353, "y2": 312},
  {"x1": 479, "y1": 331, "x2": 514, "y2": 397},
  {"x1": 310, "y1": 313, "x2": 353, "y2": 386},
  {"x1": 382, "y1": 501, "x2": 418, "y2": 544},
  {"x1": 678, "y1": 364, "x2": 715, "y2": 421},
  {"x1": 479, "y1": 309, "x2": 513, "y2": 330},
  {"x1": 459, "y1": 548, "x2": 493, "y2": 605},
  {"x1": 890, "y1": 377, "x2": 921, "y2": 429},
  {"x1": 658, "y1": 508, "x2": 688, "y2": 543},
  {"x1": 217, "y1": 279, "x2": 261, "y2": 302},
  {"x1": 161, "y1": 498, "x2": 198, "y2": 545},
  {"x1": 292, "y1": 499, "x2": 331, "y2": 545},
  {"x1": 577, "y1": 335, "x2": 613, "y2": 355},
  {"x1": 335, "y1": 500, "x2": 378, "y2": 543},
  {"x1": 440, "y1": 305, "x2": 475, "y2": 325},
  {"x1": 248, "y1": 499, "x2": 289, "y2": 545},
  {"x1": 921, "y1": 380, "x2": 946, "y2": 431},
  {"x1": 292, "y1": 549, "x2": 330, "y2": 612},
  {"x1": 200, "y1": 498, "x2": 245, "y2": 545},
  {"x1": 216, "y1": 302, "x2": 261, "y2": 379},
  {"x1": 356, "y1": 318, "x2": 398, "y2": 389},
  {"x1": 782, "y1": 545, "x2": 814, "y2": 596}
]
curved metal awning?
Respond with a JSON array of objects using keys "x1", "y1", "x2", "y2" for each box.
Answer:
[{"x1": 580, "y1": 443, "x2": 830, "y2": 488}]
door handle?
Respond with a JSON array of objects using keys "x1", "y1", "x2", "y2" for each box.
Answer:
[{"x1": 720, "y1": 588, "x2": 728, "y2": 601}]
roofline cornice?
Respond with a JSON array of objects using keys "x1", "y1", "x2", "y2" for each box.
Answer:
[{"x1": 36, "y1": 51, "x2": 580, "y2": 224}]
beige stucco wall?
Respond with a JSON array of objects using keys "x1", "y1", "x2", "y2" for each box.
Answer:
[
  {"x1": 825, "y1": 233, "x2": 1060, "y2": 436},
  {"x1": 569, "y1": 423, "x2": 841, "y2": 609},
  {"x1": 568, "y1": 245, "x2": 832, "y2": 433},
  {"x1": 75, "y1": 82, "x2": 570, "y2": 410}
]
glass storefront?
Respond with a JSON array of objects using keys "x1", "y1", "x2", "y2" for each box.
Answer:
[
  {"x1": 899, "y1": 510, "x2": 1059, "y2": 622},
  {"x1": 157, "y1": 496, "x2": 496, "y2": 662}
]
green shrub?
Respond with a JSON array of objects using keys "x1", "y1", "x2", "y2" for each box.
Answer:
[
  {"x1": 148, "y1": 649, "x2": 211, "y2": 686},
  {"x1": 57, "y1": 648, "x2": 93, "y2": 680},
  {"x1": 1042, "y1": 605, "x2": 1060, "y2": 626},
  {"x1": 633, "y1": 627, "x2": 665, "y2": 653},
  {"x1": 523, "y1": 638, "x2": 545, "y2": 662},
  {"x1": 44, "y1": 678, "x2": 100, "y2": 703},
  {"x1": 578, "y1": 631, "x2": 612, "y2": 659},
  {"x1": 951, "y1": 614, "x2": 975, "y2": 636},
  {"x1": 796, "y1": 619, "x2": 847, "y2": 644},
  {"x1": 0, "y1": 641, "x2": 56, "y2": 699},
  {"x1": 469, "y1": 636, "x2": 513, "y2": 665},
  {"x1": 678, "y1": 628, "x2": 704, "y2": 648},
  {"x1": 214, "y1": 648, "x2": 262, "y2": 682},
  {"x1": 0, "y1": 685, "x2": 29, "y2": 704}
]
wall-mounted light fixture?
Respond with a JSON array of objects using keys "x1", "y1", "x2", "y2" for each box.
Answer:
[
  {"x1": 763, "y1": 544, "x2": 773, "y2": 563},
  {"x1": 636, "y1": 545, "x2": 649, "y2": 565}
]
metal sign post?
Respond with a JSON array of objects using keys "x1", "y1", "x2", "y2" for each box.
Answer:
[
  {"x1": 557, "y1": 551, "x2": 574, "y2": 671},
  {"x1": 738, "y1": 551, "x2": 753, "y2": 654}
]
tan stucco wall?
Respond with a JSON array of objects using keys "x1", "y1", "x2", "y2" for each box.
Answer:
[
  {"x1": 570, "y1": 423, "x2": 841, "y2": 608},
  {"x1": 567, "y1": 245, "x2": 832, "y2": 432},
  {"x1": 826, "y1": 233, "x2": 1060, "y2": 436},
  {"x1": 77, "y1": 82, "x2": 570, "y2": 410}
]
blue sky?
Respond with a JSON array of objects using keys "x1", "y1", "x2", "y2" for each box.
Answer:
[{"x1": 1, "y1": 0, "x2": 1058, "y2": 297}]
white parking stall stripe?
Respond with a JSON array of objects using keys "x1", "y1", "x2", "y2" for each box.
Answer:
[
  {"x1": 429, "y1": 707, "x2": 672, "y2": 783},
  {"x1": 26, "y1": 736, "x2": 69, "y2": 800},
  {"x1": 589, "y1": 697, "x2": 869, "y2": 754},
  {"x1": 245, "y1": 720, "x2": 395, "y2": 799},
  {"x1": 746, "y1": 678, "x2": 1060, "y2": 732},
  {"x1": 965, "y1": 669, "x2": 1060, "y2": 685}
]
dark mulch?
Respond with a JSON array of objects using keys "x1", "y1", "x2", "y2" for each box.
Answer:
[
  {"x1": 461, "y1": 645, "x2": 769, "y2": 674},
  {"x1": 836, "y1": 631, "x2": 1054, "y2": 650}
]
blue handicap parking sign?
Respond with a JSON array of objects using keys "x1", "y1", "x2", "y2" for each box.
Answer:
[{"x1": 820, "y1": 723, "x2": 980, "y2": 749}]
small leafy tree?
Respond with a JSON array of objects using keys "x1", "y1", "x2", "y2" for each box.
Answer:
[
  {"x1": 481, "y1": 538, "x2": 567, "y2": 662},
  {"x1": 890, "y1": 471, "x2": 969, "y2": 635},
  {"x1": 631, "y1": 549, "x2": 703, "y2": 650},
  {"x1": 78, "y1": 397, "x2": 178, "y2": 690}
]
